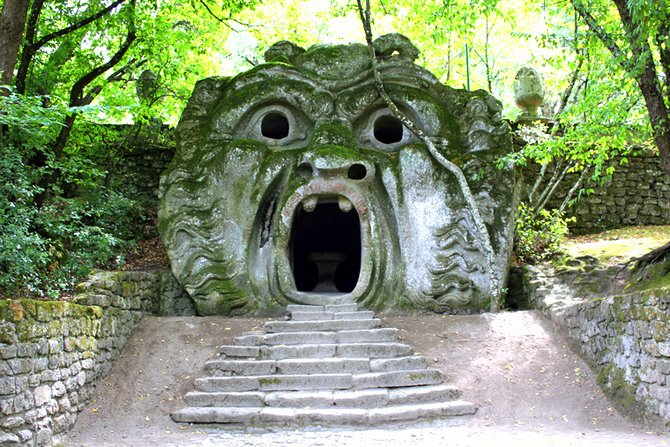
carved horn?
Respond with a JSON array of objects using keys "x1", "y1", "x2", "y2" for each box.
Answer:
[{"x1": 372, "y1": 33, "x2": 420, "y2": 62}]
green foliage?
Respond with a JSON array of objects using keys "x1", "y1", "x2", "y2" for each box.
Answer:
[
  {"x1": 514, "y1": 203, "x2": 573, "y2": 264},
  {"x1": 0, "y1": 90, "x2": 148, "y2": 298},
  {"x1": 0, "y1": 144, "x2": 142, "y2": 298}
]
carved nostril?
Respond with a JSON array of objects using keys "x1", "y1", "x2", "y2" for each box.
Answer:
[
  {"x1": 347, "y1": 163, "x2": 367, "y2": 180},
  {"x1": 296, "y1": 162, "x2": 313, "y2": 178}
]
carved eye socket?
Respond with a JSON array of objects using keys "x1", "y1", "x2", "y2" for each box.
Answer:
[
  {"x1": 373, "y1": 114, "x2": 404, "y2": 144},
  {"x1": 357, "y1": 109, "x2": 410, "y2": 151},
  {"x1": 238, "y1": 104, "x2": 308, "y2": 147},
  {"x1": 261, "y1": 111, "x2": 290, "y2": 140}
]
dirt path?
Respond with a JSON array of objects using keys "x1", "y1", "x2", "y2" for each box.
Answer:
[{"x1": 60, "y1": 312, "x2": 668, "y2": 447}]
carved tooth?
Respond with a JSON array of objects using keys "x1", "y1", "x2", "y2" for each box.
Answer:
[
  {"x1": 338, "y1": 196, "x2": 353, "y2": 213},
  {"x1": 302, "y1": 196, "x2": 317, "y2": 212}
]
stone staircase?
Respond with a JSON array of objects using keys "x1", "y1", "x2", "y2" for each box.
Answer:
[{"x1": 172, "y1": 303, "x2": 475, "y2": 425}]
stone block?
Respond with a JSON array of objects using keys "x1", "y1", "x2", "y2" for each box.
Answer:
[
  {"x1": 262, "y1": 331, "x2": 337, "y2": 346},
  {"x1": 260, "y1": 344, "x2": 337, "y2": 360},
  {"x1": 291, "y1": 311, "x2": 334, "y2": 321},
  {"x1": 51, "y1": 381, "x2": 66, "y2": 397},
  {"x1": 205, "y1": 360, "x2": 276, "y2": 376},
  {"x1": 336, "y1": 328, "x2": 398, "y2": 343},
  {"x1": 264, "y1": 319, "x2": 381, "y2": 333},
  {"x1": 0, "y1": 416, "x2": 23, "y2": 428},
  {"x1": 370, "y1": 356, "x2": 426, "y2": 372},
  {"x1": 657, "y1": 342, "x2": 670, "y2": 357},
  {"x1": 352, "y1": 369, "x2": 443, "y2": 389},
  {"x1": 0, "y1": 378, "x2": 16, "y2": 396},
  {"x1": 336, "y1": 342, "x2": 413, "y2": 359},
  {"x1": 387, "y1": 384, "x2": 461, "y2": 405},
  {"x1": 184, "y1": 391, "x2": 264, "y2": 407},
  {"x1": 257, "y1": 374, "x2": 352, "y2": 391},
  {"x1": 33, "y1": 385, "x2": 51, "y2": 407},
  {"x1": 275, "y1": 358, "x2": 369, "y2": 375},
  {"x1": 265, "y1": 390, "x2": 336, "y2": 408}
]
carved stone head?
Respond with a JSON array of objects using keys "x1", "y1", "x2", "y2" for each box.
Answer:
[{"x1": 159, "y1": 34, "x2": 517, "y2": 315}]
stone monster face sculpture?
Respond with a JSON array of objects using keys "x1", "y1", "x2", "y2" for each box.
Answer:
[{"x1": 159, "y1": 35, "x2": 517, "y2": 315}]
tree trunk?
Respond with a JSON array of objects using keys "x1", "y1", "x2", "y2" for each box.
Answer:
[
  {"x1": 638, "y1": 67, "x2": 670, "y2": 178},
  {"x1": 574, "y1": 0, "x2": 670, "y2": 179},
  {"x1": 0, "y1": 0, "x2": 30, "y2": 86},
  {"x1": 608, "y1": 0, "x2": 670, "y2": 177}
]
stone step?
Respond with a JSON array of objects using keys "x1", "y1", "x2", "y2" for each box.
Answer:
[
  {"x1": 257, "y1": 342, "x2": 413, "y2": 360},
  {"x1": 204, "y1": 359, "x2": 275, "y2": 376},
  {"x1": 286, "y1": 304, "x2": 358, "y2": 313},
  {"x1": 234, "y1": 334, "x2": 263, "y2": 346},
  {"x1": 370, "y1": 356, "x2": 426, "y2": 372},
  {"x1": 194, "y1": 368, "x2": 442, "y2": 393},
  {"x1": 235, "y1": 328, "x2": 399, "y2": 346},
  {"x1": 275, "y1": 358, "x2": 370, "y2": 374},
  {"x1": 171, "y1": 400, "x2": 476, "y2": 425},
  {"x1": 336, "y1": 328, "x2": 398, "y2": 343},
  {"x1": 219, "y1": 345, "x2": 260, "y2": 358},
  {"x1": 264, "y1": 384, "x2": 461, "y2": 408},
  {"x1": 265, "y1": 389, "x2": 388, "y2": 408},
  {"x1": 290, "y1": 311, "x2": 375, "y2": 321},
  {"x1": 264, "y1": 319, "x2": 381, "y2": 333},
  {"x1": 184, "y1": 384, "x2": 462, "y2": 409},
  {"x1": 194, "y1": 373, "x2": 353, "y2": 392},
  {"x1": 259, "y1": 343, "x2": 337, "y2": 360},
  {"x1": 352, "y1": 369, "x2": 443, "y2": 389},
  {"x1": 387, "y1": 384, "x2": 462, "y2": 405},
  {"x1": 184, "y1": 391, "x2": 264, "y2": 407},
  {"x1": 335, "y1": 342, "x2": 413, "y2": 358},
  {"x1": 367, "y1": 400, "x2": 476, "y2": 424}
]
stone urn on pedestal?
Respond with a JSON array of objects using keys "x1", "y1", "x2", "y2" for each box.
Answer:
[{"x1": 514, "y1": 66, "x2": 546, "y2": 123}]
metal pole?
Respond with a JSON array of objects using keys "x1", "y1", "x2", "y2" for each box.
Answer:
[{"x1": 465, "y1": 43, "x2": 471, "y2": 91}]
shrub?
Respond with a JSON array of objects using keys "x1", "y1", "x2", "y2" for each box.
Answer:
[{"x1": 514, "y1": 203, "x2": 572, "y2": 264}]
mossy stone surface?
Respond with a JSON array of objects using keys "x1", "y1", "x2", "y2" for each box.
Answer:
[{"x1": 159, "y1": 35, "x2": 517, "y2": 315}]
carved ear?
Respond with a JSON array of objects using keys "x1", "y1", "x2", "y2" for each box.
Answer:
[
  {"x1": 373, "y1": 33, "x2": 420, "y2": 62},
  {"x1": 264, "y1": 40, "x2": 306, "y2": 64}
]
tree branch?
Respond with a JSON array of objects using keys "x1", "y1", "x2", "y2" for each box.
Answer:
[
  {"x1": 197, "y1": 0, "x2": 254, "y2": 30},
  {"x1": 559, "y1": 165, "x2": 590, "y2": 213},
  {"x1": 16, "y1": 0, "x2": 126, "y2": 95},
  {"x1": 572, "y1": 1, "x2": 625, "y2": 65},
  {"x1": 81, "y1": 58, "x2": 138, "y2": 105},
  {"x1": 14, "y1": 0, "x2": 44, "y2": 93},
  {"x1": 557, "y1": 53, "x2": 583, "y2": 116},
  {"x1": 69, "y1": 18, "x2": 136, "y2": 106},
  {"x1": 356, "y1": 0, "x2": 502, "y2": 311},
  {"x1": 35, "y1": 0, "x2": 126, "y2": 50}
]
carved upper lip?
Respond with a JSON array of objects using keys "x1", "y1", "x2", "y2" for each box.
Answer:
[{"x1": 280, "y1": 179, "x2": 369, "y2": 228}]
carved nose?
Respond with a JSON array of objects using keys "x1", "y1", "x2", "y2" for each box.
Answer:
[
  {"x1": 310, "y1": 120, "x2": 355, "y2": 148},
  {"x1": 297, "y1": 152, "x2": 373, "y2": 182}
]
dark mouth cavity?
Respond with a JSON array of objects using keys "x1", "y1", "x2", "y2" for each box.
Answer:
[{"x1": 290, "y1": 197, "x2": 361, "y2": 293}]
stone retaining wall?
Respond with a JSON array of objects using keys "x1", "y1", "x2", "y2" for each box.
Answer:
[
  {"x1": 0, "y1": 271, "x2": 193, "y2": 446},
  {"x1": 539, "y1": 150, "x2": 670, "y2": 234},
  {"x1": 523, "y1": 263, "x2": 670, "y2": 425},
  {"x1": 117, "y1": 146, "x2": 175, "y2": 204}
]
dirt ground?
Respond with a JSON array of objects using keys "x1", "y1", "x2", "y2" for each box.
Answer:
[{"x1": 60, "y1": 311, "x2": 668, "y2": 447}]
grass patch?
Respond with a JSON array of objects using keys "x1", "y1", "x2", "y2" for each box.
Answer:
[{"x1": 564, "y1": 225, "x2": 670, "y2": 264}]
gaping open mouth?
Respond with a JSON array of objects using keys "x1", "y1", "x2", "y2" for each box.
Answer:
[{"x1": 289, "y1": 196, "x2": 361, "y2": 294}]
